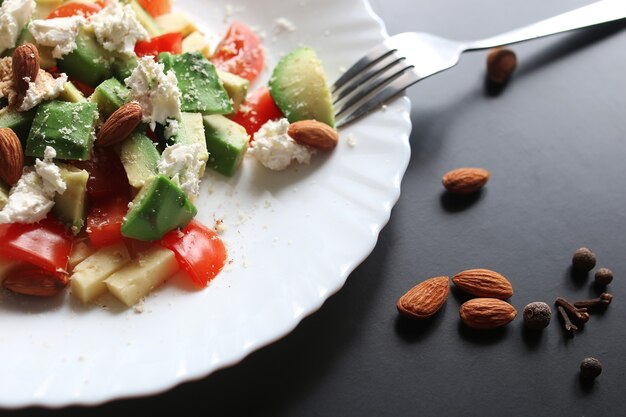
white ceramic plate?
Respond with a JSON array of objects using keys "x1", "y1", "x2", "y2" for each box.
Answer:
[{"x1": 0, "y1": 0, "x2": 411, "y2": 408}]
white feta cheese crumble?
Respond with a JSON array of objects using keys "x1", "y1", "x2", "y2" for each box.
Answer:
[
  {"x1": 90, "y1": 1, "x2": 148, "y2": 56},
  {"x1": 249, "y1": 118, "x2": 314, "y2": 171},
  {"x1": 0, "y1": 0, "x2": 35, "y2": 54},
  {"x1": 20, "y1": 72, "x2": 68, "y2": 111},
  {"x1": 274, "y1": 17, "x2": 295, "y2": 33},
  {"x1": 0, "y1": 147, "x2": 66, "y2": 224},
  {"x1": 29, "y1": 16, "x2": 87, "y2": 59},
  {"x1": 125, "y1": 56, "x2": 181, "y2": 130},
  {"x1": 157, "y1": 142, "x2": 204, "y2": 198}
]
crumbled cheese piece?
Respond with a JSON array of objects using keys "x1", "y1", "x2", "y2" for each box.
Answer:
[
  {"x1": 274, "y1": 17, "x2": 295, "y2": 33},
  {"x1": 0, "y1": 0, "x2": 35, "y2": 54},
  {"x1": 249, "y1": 118, "x2": 314, "y2": 171},
  {"x1": 157, "y1": 142, "x2": 204, "y2": 198},
  {"x1": 346, "y1": 133, "x2": 357, "y2": 147},
  {"x1": 29, "y1": 16, "x2": 86, "y2": 59},
  {"x1": 125, "y1": 56, "x2": 181, "y2": 130},
  {"x1": 20, "y1": 72, "x2": 68, "y2": 111},
  {"x1": 90, "y1": 1, "x2": 148, "y2": 56},
  {"x1": 163, "y1": 118, "x2": 179, "y2": 139},
  {"x1": 0, "y1": 147, "x2": 66, "y2": 224}
]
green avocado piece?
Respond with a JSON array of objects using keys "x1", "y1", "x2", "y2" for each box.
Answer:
[
  {"x1": 128, "y1": 0, "x2": 164, "y2": 37},
  {"x1": 203, "y1": 114, "x2": 249, "y2": 177},
  {"x1": 112, "y1": 54, "x2": 139, "y2": 81},
  {"x1": 117, "y1": 133, "x2": 160, "y2": 189},
  {"x1": 269, "y1": 47, "x2": 335, "y2": 127},
  {"x1": 121, "y1": 175, "x2": 197, "y2": 241},
  {"x1": 26, "y1": 101, "x2": 98, "y2": 161},
  {"x1": 0, "y1": 107, "x2": 36, "y2": 145},
  {"x1": 53, "y1": 164, "x2": 89, "y2": 235},
  {"x1": 158, "y1": 52, "x2": 233, "y2": 115},
  {"x1": 58, "y1": 81, "x2": 87, "y2": 103},
  {"x1": 58, "y1": 30, "x2": 114, "y2": 87},
  {"x1": 217, "y1": 70, "x2": 249, "y2": 113},
  {"x1": 90, "y1": 78, "x2": 130, "y2": 119}
]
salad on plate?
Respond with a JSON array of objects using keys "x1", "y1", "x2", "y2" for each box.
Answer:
[{"x1": 0, "y1": 0, "x2": 338, "y2": 307}]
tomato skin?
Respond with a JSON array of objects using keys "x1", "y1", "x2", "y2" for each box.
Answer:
[
  {"x1": 0, "y1": 217, "x2": 73, "y2": 273},
  {"x1": 69, "y1": 78, "x2": 96, "y2": 96},
  {"x1": 86, "y1": 198, "x2": 128, "y2": 248},
  {"x1": 161, "y1": 221, "x2": 227, "y2": 287},
  {"x1": 73, "y1": 147, "x2": 130, "y2": 203},
  {"x1": 47, "y1": 2, "x2": 103, "y2": 19},
  {"x1": 135, "y1": 33, "x2": 183, "y2": 59},
  {"x1": 137, "y1": 0, "x2": 171, "y2": 17},
  {"x1": 230, "y1": 87, "x2": 283, "y2": 139},
  {"x1": 212, "y1": 21, "x2": 264, "y2": 82}
]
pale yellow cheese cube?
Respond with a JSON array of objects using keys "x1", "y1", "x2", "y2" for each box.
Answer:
[
  {"x1": 105, "y1": 246, "x2": 179, "y2": 307},
  {"x1": 155, "y1": 12, "x2": 197, "y2": 37},
  {"x1": 68, "y1": 240, "x2": 94, "y2": 272},
  {"x1": 71, "y1": 243, "x2": 131, "y2": 303},
  {"x1": 182, "y1": 31, "x2": 211, "y2": 58}
]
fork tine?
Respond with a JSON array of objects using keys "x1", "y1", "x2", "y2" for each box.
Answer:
[
  {"x1": 332, "y1": 53, "x2": 405, "y2": 104},
  {"x1": 334, "y1": 63, "x2": 413, "y2": 118},
  {"x1": 335, "y1": 71, "x2": 420, "y2": 128},
  {"x1": 332, "y1": 44, "x2": 397, "y2": 93}
]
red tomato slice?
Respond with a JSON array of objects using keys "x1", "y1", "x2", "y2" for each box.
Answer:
[
  {"x1": 161, "y1": 221, "x2": 227, "y2": 287},
  {"x1": 86, "y1": 198, "x2": 129, "y2": 248},
  {"x1": 212, "y1": 21, "x2": 264, "y2": 82},
  {"x1": 73, "y1": 147, "x2": 130, "y2": 203},
  {"x1": 135, "y1": 32, "x2": 183, "y2": 60},
  {"x1": 137, "y1": 0, "x2": 171, "y2": 17},
  {"x1": 229, "y1": 87, "x2": 283, "y2": 140},
  {"x1": 69, "y1": 78, "x2": 96, "y2": 96},
  {"x1": 47, "y1": 2, "x2": 103, "y2": 19},
  {"x1": 0, "y1": 217, "x2": 73, "y2": 273}
]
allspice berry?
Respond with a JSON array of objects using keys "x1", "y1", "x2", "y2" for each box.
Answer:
[
  {"x1": 572, "y1": 247, "x2": 596, "y2": 272},
  {"x1": 486, "y1": 47, "x2": 517, "y2": 84},
  {"x1": 595, "y1": 268, "x2": 613, "y2": 286},
  {"x1": 523, "y1": 302, "x2": 551, "y2": 330},
  {"x1": 580, "y1": 357, "x2": 602, "y2": 380}
]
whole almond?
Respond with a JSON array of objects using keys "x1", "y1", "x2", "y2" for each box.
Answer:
[
  {"x1": 12, "y1": 43, "x2": 40, "y2": 99},
  {"x1": 452, "y1": 268, "x2": 513, "y2": 299},
  {"x1": 397, "y1": 276, "x2": 450, "y2": 319},
  {"x1": 460, "y1": 298, "x2": 517, "y2": 329},
  {"x1": 97, "y1": 102, "x2": 143, "y2": 147},
  {"x1": 0, "y1": 127, "x2": 24, "y2": 185},
  {"x1": 288, "y1": 120, "x2": 339, "y2": 151},
  {"x1": 3, "y1": 268, "x2": 69, "y2": 297},
  {"x1": 486, "y1": 47, "x2": 517, "y2": 84},
  {"x1": 442, "y1": 167, "x2": 490, "y2": 195}
]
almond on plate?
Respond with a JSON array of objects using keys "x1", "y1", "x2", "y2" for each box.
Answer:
[
  {"x1": 452, "y1": 268, "x2": 513, "y2": 299},
  {"x1": 12, "y1": 43, "x2": 40, "y2": 101},
  {"x1": 288, "y1": 120, "x2": 339, "y2": 150},
  {"x1": 459, "y1": 298, "x2": 517, "y2": 329},
  {"x1": 97, "y1": 102, "x2": 143, "y2": 147},
  {"x1": 3, "y1": 268, "x2": 69, "y2": 297},
  {"x1": 397, "y1": 276, "x2": 450, "y2": 319},
  {"x1": 0, "y1": 127, "x2": 24, "y2": 185}
]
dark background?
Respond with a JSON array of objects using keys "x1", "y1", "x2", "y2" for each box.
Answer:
[{"x1": 5, "y1": 0, "x2": 626, "y2": 415}]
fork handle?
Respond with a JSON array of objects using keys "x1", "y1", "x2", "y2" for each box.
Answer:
[{"x1": 465, "y1": 0, "x2": 626, "y2": 50}]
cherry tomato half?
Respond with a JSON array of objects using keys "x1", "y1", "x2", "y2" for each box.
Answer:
[
  {"x1": 161, "y1": 221, "x2": 227, "y2": 287},
  {"x1": 229, "y1": 87, "x2": 283, "y2": 140},
  {"x1": 47, "y1": 2, "x2": 103, "y2": 19},
  {"x1": 212, "y1": 21, "x2": 264, "y2": 82},
  {"x1": 86, "y1": 198, "x2": 129, "y2": 248},
  {"x1": 0, "y1": 216, "x2": 73, "y2": 273},
  {"x1": 135, "y1": 32, "x2": 183, "y2": 60},
  {"x1": 137, "y1": 0, "x2": 172, "y2": 17}
]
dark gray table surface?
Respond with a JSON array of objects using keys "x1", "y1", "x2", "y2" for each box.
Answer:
[{"x1": 6, "y1": 0, "x2": 626, "y2": 415}]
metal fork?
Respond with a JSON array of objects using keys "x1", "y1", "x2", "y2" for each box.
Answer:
[{"x1": 333, "y1": 0, "x2": 626, "y2": 128}]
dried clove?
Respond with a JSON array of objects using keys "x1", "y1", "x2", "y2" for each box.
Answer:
[
  {"x1": 557, "y1": 305, "x2": 577, "y2": 337},
  {"x1": 574, "y1": 293, "x2": 613, "y2": 309},
  {"x1": 555, "y1": 297, "x2": 589, "y2": 324}
]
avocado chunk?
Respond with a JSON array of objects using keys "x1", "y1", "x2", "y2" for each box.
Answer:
[
  {"x1": 91, "y1": 78, "x2": 130, "y2": 119},
  {"x1": 217, "y1": 70, "x2": 249, "y2": 113},
  {"x1": 269, "y1": 47, "x2": 335, "y2": 127},
  {"x1": 158, "y1": 52, "x2": 233, "y2": 115},
  {"x1": 203, "y1": 114, "x2": 249, "y2": 177},
  {"x1": 59, "y1": 81, "x2": 86, "y2": 103},
  {"x1": 113, "y1": 54, "x2": 139, "y2": 81},
  {"x1": 117, "y1": 133, "x2": 160, "y2": 189},
  {"x1": 121, "y1": 175, "x2": 197, "y2": 241},
  {"x1": 58, "y1": 30, "x2": 114, "y2": 87},
  {"x1": 0, "y1": 107, "x2": 35, "y2": 144},
  {"x1": 53, "y1": 164, "x2": 89, "y2": 235},
  {"x1": 128, "y1": 0, "x2": 163, "y2": 37},
  {"x1": 169, "y1": 113, "x2": 208, "y2": 167},
  {"x1": 26, "y1": 101, "x2": 98, "y2": 161}
]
